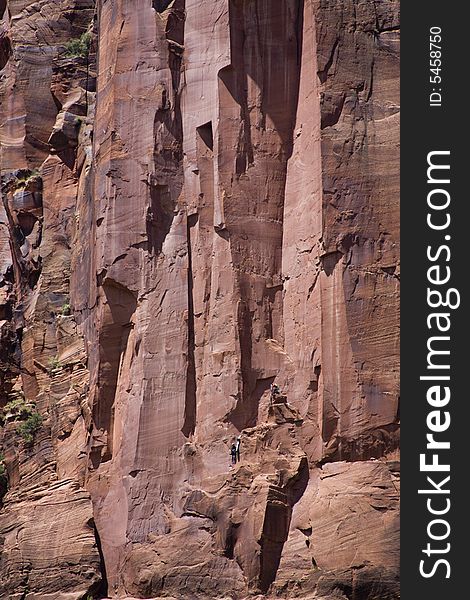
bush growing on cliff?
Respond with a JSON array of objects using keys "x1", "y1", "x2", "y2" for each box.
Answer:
[
  {"x1": 63, "y1": 32, "x2": 91, "y2": 58},
  {"x1": 48, "y1": 355, "x2": 62, "y2": 372},
  {"x1": 1, "y1": 394, "x2": 43, "y2": 444},
  {"x1": 13, "y1": 168, "x2": 40, "y2": 190},
  {"x1": 2, "y1": 393, "x2": 34, "y2": 422},
  {"x1": 16, "y1": 412, "x2": 43, "y2": 444}
]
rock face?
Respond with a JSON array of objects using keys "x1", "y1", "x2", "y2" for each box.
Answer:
[{"x1": 0, "y1": 1, "x2": 400, "y2": 599}]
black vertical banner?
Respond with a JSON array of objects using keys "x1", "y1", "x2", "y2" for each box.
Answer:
[{"x1": 401, "y1": 2, "x2": 468, "y2": 599}]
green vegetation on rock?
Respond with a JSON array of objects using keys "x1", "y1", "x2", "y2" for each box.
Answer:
[
  {"x1": 63, "y1": 32, "x2": 91, "y2": 58},
  {"x1": 48, "y1": 355, "x2": 62, "y2": 372},
  {"x1": 1, "y1": 394, "x2": 43, "y2": 445},
  {"x1": 13, "y1": 169, "x2": 40, "y2": 190},
  {"x1": 16, "y1": 412, "x2": 43, "y2": 444}
]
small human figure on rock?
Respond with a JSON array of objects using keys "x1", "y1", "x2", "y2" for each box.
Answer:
[
  {"x1": 235, "y1": 435, "x2": 241, "y2": 462},
  {"x1": 230, "y1": 443, "x2": 237, "y2": 466},
  {"x1": 270, "y1": 383, "x2": 280, "y2": 403}
]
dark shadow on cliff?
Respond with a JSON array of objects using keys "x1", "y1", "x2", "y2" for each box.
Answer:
[
  {"x1": 216, "y1": 0, "x2": 305, "y2": 431},
  {"x1": 152, "y1": 0, "x2": 174, "y2": 12},
  {"x1": 316, "y1": 565, "x2": 400, "y2": 600},
  {"x1": 84, "y1": 518, "x2": 109, "y2": 599},
  {"x1": 146, "y1": 183, "x2": 175, "y2": 256},
  {"x1": 92, "y1": 280, "x2": 136, "y2": 465},
  {"x1": 259, "y1": 457, "x2": 309, "y2": 593},
  {"x1": 150, "y1": 0, "x2": 185, "y2": 257},
  {"x1": 221, "y1": 0, "x2": 304, "y2": 159},
  {"x1": 0, "y1": 29, "x2": 12, "y2": 71},
  {"x1": 182, "y1": 213, "x2": 197, "y2": 437}
]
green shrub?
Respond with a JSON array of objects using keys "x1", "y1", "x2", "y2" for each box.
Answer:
[
  {"x1": 1, "y1": 394, "x2": 43, "y2": 445},
  {"x1": 13, "y1": 169, "x2": 40, "y2": 190},
  {"x1": 48, "y1": 355, "x2": 61, "y2": 372},
  {"x1": 16, "y1": 412, "x2": 43, "y2": 444},
  {"x1": 63, "y1": 32, "x2": 91, "y2": 58},
  {"x1": 2, "y1": 394, "x2": 34, "y2": 422},
  {"x1": 61, "y1": 302, "x2": 71, "y2": 316}
]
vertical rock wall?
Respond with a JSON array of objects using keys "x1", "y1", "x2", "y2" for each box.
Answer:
[
  {"x1": 0, "y1": 1, "x2": 400, "y2": 599},
  {"x1": 0, "y1": 2, "x2": 104, "y2": 599}
]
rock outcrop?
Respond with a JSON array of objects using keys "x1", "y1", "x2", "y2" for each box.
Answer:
[{"x1": 0, "y1": 1, "x2": 399, "y2": 599}]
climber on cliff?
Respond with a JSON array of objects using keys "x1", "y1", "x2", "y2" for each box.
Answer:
[
  {"x1": 230, "y1": 443, "x2": 237, "y2": 466},
  {"x1": 235, "y1": 435, "x2": 241, "y2": 462},
  {"x1": 270, "y1": 382, "x2": 280, "y2": 403}
]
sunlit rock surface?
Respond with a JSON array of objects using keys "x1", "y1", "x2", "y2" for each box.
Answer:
[{"x1": 0, "y1": 1, "x2": 399, "y2": 598}]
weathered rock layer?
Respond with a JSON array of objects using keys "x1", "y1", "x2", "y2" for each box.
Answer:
[{"x1": 0, "y1": 1, "x2": 399, "y2": 599}]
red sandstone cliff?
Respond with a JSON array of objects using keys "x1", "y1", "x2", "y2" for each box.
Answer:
[{"x1": 0, "y1": 1, "x2": 399, "y2": 599}]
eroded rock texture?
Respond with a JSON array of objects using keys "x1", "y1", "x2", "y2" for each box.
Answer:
[{"x1": 0, "y1": 1, "x2": 400, "y2": 599}]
